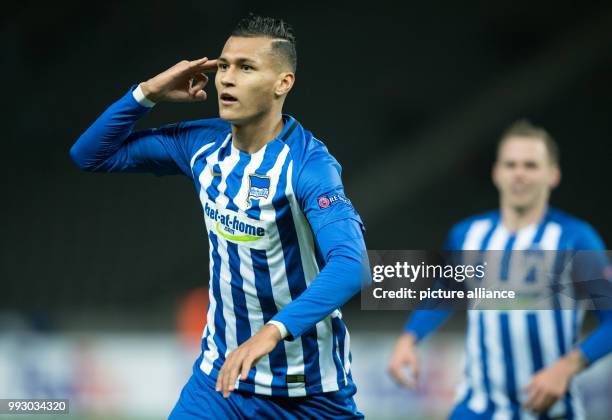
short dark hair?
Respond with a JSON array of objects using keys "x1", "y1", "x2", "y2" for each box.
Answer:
[
  {"x1": 231, "y1": 14, "x2": 297, "y2": 72},
  {"x1": 497, "y1": 119, "x2": 560, "y2": 165}
]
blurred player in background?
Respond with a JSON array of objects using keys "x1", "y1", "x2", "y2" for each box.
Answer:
[
  {"x1": 70, "y1": 14, "x2": 366, "y2": 419},
  {"x1": 388, "y1": 121, "x2": 612, "y2": 419}
]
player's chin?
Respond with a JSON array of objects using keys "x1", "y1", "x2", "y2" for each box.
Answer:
[
  {"x1": 218, "y1": 107, "x2": 240, "y2": 123},
  {"x1": 219, "y1": 109, "x2": 251, "y2": 126}
]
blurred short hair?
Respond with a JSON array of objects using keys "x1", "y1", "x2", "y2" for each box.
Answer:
[
  {"x1": 498, "y1": 119, "x2": 560, "y2": 165},
  {"x1": 232, "y1": 13, "x2": 297, "y2": 72}
]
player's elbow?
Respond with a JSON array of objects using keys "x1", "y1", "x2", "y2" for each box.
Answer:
[
  {"x1": 69, "y1": 143, "x2": 98, "y2": 172},
  {"x1": 330, "y1": 252, "x2": 365, "y2": 296}
]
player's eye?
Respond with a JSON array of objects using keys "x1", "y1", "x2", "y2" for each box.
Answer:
[
  {"x1": 218, "y1": 63, "x2": 229, "y2": 71},
  {"x1": 241, "y1": 65, "x2": 253, "y2": 71}
]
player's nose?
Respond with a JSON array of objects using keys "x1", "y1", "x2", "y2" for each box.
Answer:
[{"x1": 219, "y1": 68, "x2": 236, "y2": 87}]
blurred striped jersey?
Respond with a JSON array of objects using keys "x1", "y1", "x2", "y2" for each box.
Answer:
[{"x1": 449, "y1": 208, "x2": 605, "y2": 420}]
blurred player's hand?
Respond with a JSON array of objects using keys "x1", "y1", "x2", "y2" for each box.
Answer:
[
  {"x1": 523, "y1": 350, "x2": 584, "y2": 413},
  {"x1": 140, "y1": 57, "x2": 218, "y2": 103},
  {"x1": 216, "y1": 324, "x2": 282, "y2": 398},
  {"x1": 388, "y1": 332, "x2": 420, "y2": 389}
]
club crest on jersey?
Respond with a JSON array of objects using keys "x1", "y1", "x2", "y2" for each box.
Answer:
[{"x1": 247, "y1": 173, "x2": 271, "y2": 204}]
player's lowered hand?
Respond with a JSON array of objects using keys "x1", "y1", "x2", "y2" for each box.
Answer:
[
  {"x1": 387, "y1": 332, "x2": 420, "y2": 389},
  {"x1": 523, "y1": 351, "x2": 583, "y2": 413},
  {"x1": 216, "y1": 324, "x2": 282, "y2": 398},
  {"x1": 139, "y1": 57, "x2": 218, "y2": 103}
]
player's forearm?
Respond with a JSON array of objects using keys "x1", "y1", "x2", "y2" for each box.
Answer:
[
  {"x1": 577, "y1": 309, "x2": 612, "y2": 365},
  {"x1": 271, "y1": 218, "x2": 366, "y2": 339},
  {"x1": 271, "y1": 250, "x2": 363, "y2": 339},
  {"x1": 69, "y1": 86, "x2": 153, "y2": 171},
  {"x1": 403, "y1": 309, "x2": 453, "y2": 342}
]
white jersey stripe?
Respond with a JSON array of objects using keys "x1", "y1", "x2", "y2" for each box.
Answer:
[{"x1": 199, "y1": 138, "x2": 231, "y2": 374}]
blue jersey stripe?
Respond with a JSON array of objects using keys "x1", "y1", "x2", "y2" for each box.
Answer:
[
  {"x1": 527, "y1": 313, "x2": 544, "y2": 370},
  {"x1": 225, "y1": 242, "x2": 255, "y2": 393},
  {"x1": 500, "y1": 234, "x2": 517, "y2": 281},
  {"x1": 332, "y1": 317, "x2": 347, "y2": 386},
  {"x1": 223, "y1": 153, "x2": 251, "y2": 212},
  {"x1": 478, "y1": 311, "x2": 495, "y2": 416},
  {"x1": 208, "y1": 232, "x2": 227, "y2": 373},
  {"x1": 250, "y1": 248, "x2": 289, "y2": 396},
  {"x1": 479, "y1": 215, "x2": 499, "y2": 250},
  {"x1": 499, "y1": 313, "x2": 520, "y2": 419}
]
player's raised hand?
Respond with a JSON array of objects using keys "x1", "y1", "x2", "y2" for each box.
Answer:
[
  {"x1": 216, "y1": 324, "x2": 282, "y2": 398},
  {"x1": 388, "y1": 332, "x2": 420, "y2": 389},
  {"x1": 139, "y1": 57, "x2": 218, "y2": 103}
]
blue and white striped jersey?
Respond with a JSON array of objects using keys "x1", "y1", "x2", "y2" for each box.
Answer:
[
  {"x1": 70, "y1": 89, "x2": 365, "y2": 397},
  {"x1": 184, "y1": 117, "x2": 361, "y2": 396},
  {"x1": 448, "y1": 208, "x2": 605, "y2": 420}
]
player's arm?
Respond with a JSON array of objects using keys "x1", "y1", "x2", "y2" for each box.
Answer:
[
  {"x1": 388, "y1": 225, "x2": 464, "y2": 388},
  {"x1": 215, "y1": 147, "x2": 367, "y2": 398},
  {"x1": 388, "y1": 310, "x2": 452, "y2": 388},
  {"x1": 524, "y1": 223, "x2": 612, "y2": 413},
  {"x1": 69, "y1": 58, "x2": 216, "y2": 174}
]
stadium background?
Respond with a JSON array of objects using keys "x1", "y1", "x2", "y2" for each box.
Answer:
[{"x1": 2, "y1": 1, "x2": 611, "y2": 418}]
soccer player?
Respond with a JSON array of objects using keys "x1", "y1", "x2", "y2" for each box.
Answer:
[
  {"x1": 388, "y1": 121, "x2": 612, "y2": 419},
  {"x1": 70, "y1": 15, "x2": 366, "y2": 419}
]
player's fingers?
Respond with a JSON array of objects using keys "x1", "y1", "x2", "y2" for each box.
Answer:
[
  {"x1": 539, "y1": 394, "x2": 556, "y2": 412},
  {"x1": 523, "y1": 381, "x2": 533, "y2": 392},
  {"x1": 223, "y1": 355, "x2": 242, "y2": 397},
  {"x1": 387, "y1": 364, "x2": 412, "y2": 389},
  {"x1": 228, "y1": 358, "x2": 243, "y2": 391},
  {"x1": 524, "y1": 388, "x2": 544, "y2": 412},
  {"x1": 200, "y1": 59, "x2": 218, "y2": 73},
  {"x1": 215, "y1": 364, "x2": 224, "y2": 392},
  {"x1": 532, "y1": 392, "x2": 549, "y2": 412},
  {"x1": 216, "y1": 353, "x2": 232, "y2": 392},
  {"x1": 188, "y1": 83, "x2": 205, "y2": 98},
  {"x1": 192, "y1": 90, "x2": 207, "y2": 101},
  {"x1": 523, "y1": 387, "x2": 536, "y2": 410},
  {"x1": 188, "y1": 57, "x2": 209, "y2": 69},
  {"x1": 194, "y1": 72, "x2": 209, "y2": 85},
  {"x1": 189, "y1": 57, "x2": 217, "y2": 74},
  {"x1": 189, "y1": 74, "x2": 208, "y2": 96},
  {"x1": 241, "y1": 357, "x2": 253, "y2": 381},
  {"x1": 411, "y1": 358, "x2": 420, "y2": 382},
  {"x1": 222, "y1": 360, "x2": 233, "y2": 397}
]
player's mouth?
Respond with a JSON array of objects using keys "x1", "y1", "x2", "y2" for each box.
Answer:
[{"x1": 220, "y1": 93, "x2": 238, "y2": 106}]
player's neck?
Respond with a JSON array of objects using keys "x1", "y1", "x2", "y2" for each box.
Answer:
[
  {"x1": 500, "y1": 200, "x2": 548, "y2": 232},
  {"x1": 231, "y1": 111, "x2": 284, "y2": 154}
]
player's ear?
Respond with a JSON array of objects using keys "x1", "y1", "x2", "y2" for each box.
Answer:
[
  {"x1": 274, "y1": 72, "x2": 295, "y2": 97},
  {"x1": 492, "y1": 162, "x2": 500, "y2": 188},
  {"x1": 549, "y1": 165, "x2": 561, "y2": 189}
]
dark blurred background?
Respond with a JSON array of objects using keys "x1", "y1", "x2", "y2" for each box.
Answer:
[{"x1": 2, "y1": 1, "x2": 612, "y2": 418}]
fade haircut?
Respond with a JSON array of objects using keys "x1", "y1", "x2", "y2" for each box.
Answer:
[
  {"x1": 497, "y1": 119, "x2": 560, "y2": 165},
  {"x1": 231, "y1": 14, "x2": 297, "y2": 72}
]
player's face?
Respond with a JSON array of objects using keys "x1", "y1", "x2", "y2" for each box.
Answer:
[
  {"x1": 493, "y1": 137, "x2": 560, "y2": 212},
  {"x1": 215, "y1": 36, "x2": 285, "y2": 124}
]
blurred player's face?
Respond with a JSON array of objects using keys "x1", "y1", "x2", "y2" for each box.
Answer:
[
  {"x1": 215, "y1": 36, "x2": 294, "y2": 125},
  {"x1": 493, "y1": 137, "x2": 560, "y2": 212}
]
